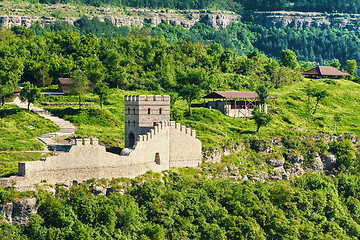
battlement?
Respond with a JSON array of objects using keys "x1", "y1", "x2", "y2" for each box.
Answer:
[
  {"x1": 125, "y1": 95, "x2": 170, "y2": 102},
  {"x1": 135, "y1": 121, "x2": 196, "y2": 145},
  {"x1": 75, "y1": 137, "x2": 99, "y2": 146},
  {"x1": 169, "y1": 121, "x2": 196, "y2": 138}
]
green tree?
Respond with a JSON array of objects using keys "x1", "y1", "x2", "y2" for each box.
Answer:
[
  {"x1": 251, "y1": 107, "x2": 272, "y2": 132},
  {"x1": 36, "y1": 64, "x2": 53, "y2": 87},
  {"x1": 329, "y1": 59, "x2": 341, "y2": 69},
  {"x1": 329, "y1": 139, "x2": 356, "y2": 169},
  {"x1": 346, "y1": 60, "x2": 357, "y2": 76},
  {"x1": 19, "y1": 82, "x2": 42, "y2": 110},
  {"x1": 280, "y1": 49, "x2": 299, "y2": 69},
  {"x1": 71, "y1": 70, "x2": 88, "y2": 109},
  {"x1": 256, "y1": 85, "x2": 268, "y2": 111},
  {"x1": 0, "y1": 57, "x2": 24, "y2": 106},
  {"x1": 93, "y1": 83, "x2": 109, "y2": 108},
  {"x1": 304, "y1": 84, "x2": 329, "y2": 114},
  {"x1": 179, "y1": 84, "x2": 201, "y2": 114}
]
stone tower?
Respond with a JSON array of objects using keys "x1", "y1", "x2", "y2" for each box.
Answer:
[{"x1": 124, "y1": 95, "x2": 170, "y2": 148}]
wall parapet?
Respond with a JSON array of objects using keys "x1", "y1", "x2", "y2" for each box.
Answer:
[
  {"x1": 125, "y1": 95, "x2": 170, "y2": 102},
  {"x1": 75, "y1": 137, "x2": 99, "y2": 146},
  {"x1": 169, "y1": 121, "x2": 196, "y2": 138}
]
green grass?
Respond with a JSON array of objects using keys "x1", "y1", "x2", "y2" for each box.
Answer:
[
  {"x1": 0, "y1": 78, "x2": 358, "y2": 178},
  {"x1": 0, "y1": 152, "x2": 44, "y2": 177},
  {"x1": 0, "y1": 105, "x2": 59, "y2": 151},
  {"x1": 39, "y1": 79, "x2": 360, "y2": 151},
  {"x1": 0, "y1": 105, "x2": 59, "y2": 176}
]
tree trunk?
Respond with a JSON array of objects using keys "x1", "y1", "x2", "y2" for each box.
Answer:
[
  {"x1": 256, "y1": 125, "x2": 260, "y2": 132},
  {"x1": 79, "y1": 94, "x2": 81, "y2": 109},
  {"x1": 1, "y1": 97, "x2": 4, "y2": 106},
  {"x1": 27, "y1": 102, "x2": 30, "y2": 111}
]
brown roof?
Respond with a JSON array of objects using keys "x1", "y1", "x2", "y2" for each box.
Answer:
[
  {"x1": 203, "y1": 91, "x2": 276, "y2": 100},
  {"x1": 303, "y1": 66, "x2": 350, "y2": 77},
  {"x1": 58, "y1": 78, "x2": 74, "y2": 85}
]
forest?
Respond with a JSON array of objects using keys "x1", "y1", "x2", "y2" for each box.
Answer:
[
  {"x1": 33, "y1": 0, "x2": 360, "y2": 14},
  {"x1": 0, "y1": 2, "x2": 360, "y2": 238},
  {"x1": 18, "y1": 15, "x2": 360, "y2": 68},
  {"x1": 2, "y1": 172, "x2": 360, "y2": 239}
]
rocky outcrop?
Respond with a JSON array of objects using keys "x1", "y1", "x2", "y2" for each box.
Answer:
[
  {"x1": 0, "y1": 9, "x2": 237, "y2": 29},
  {"x1": 243, "y1": 11, "x2": 360, "y2": 30},
  {"x1": 0, "y1": 198, "x2": 37, "y2": 226}
]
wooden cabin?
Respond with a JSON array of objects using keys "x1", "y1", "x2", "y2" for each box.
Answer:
[{"x1": 202, "y1": 91, "x2": 276, "y2": 117}]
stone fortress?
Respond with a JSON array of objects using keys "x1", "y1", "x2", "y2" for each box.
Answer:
[{"x1": 0, "y1": 95, "x2": 202, "y2": 187}]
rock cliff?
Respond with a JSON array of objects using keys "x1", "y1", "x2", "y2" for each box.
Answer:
[
  {"x1": 0, "y1": 9, "x2": 238, "y2": 29},
  {"x1": 0, "y1": 198, "x2": 37, "y2": 226},
  {"x1": 243, "y1": 11, "x2": 360, "y2": 30}
]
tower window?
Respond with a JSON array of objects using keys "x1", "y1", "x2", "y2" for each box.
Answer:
[
  {"x1": 155, "y1": 153, "x2": 160, "y2": 165},
  {"x1": 128, "y1": 108, "x2": 130, "y2": 114},
  {"x1": 148, "y1": 108, "x2": 151, "y2": 114},
  {"x1": 127, "y1": 120, "x2": 130, "y2": 125},
  {"x1": 133, "y1": 121, "x2": 135, "y2": 126},
  {"x1": 159, "y1": 108, "x2": 162, "y2": 114},
  {"x1": 133, "y1": 108, "x2": 136, "y2": 114}
]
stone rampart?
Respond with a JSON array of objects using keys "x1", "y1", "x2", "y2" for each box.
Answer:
[
  {"x1": 1, "y1": 121, "x2": 202, "y2": 186},
  {"x1": 169, "y1": 121, "x2": 202, "y2": 168}
]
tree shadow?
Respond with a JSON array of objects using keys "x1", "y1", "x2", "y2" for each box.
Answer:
[
  {"x1": 229, "y1": 127, "x2": 256, "y2": 135},
  {"x1": 48, "y1": 107, "x2": 81, "y2": 118},
  {"x1": 0, "y1": 108, "x2": 22, "y2": 118},
  {"x1": 240, "y1": 130, "x2": 256, "y2": 135}
]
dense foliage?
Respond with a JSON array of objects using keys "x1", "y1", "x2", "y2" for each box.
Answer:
[
  {"x1": 0, "y1": 25, "x2": 303, "y2": 95},
  {"x1": 25, "y1": 16, "x2": 360, "y2": 68},
  {"x1": 2, "y1": 172, "x2": 360, "y2": 239},
  {"x1": 25, "y1": 0, "x2": 360, "y2": 13}
]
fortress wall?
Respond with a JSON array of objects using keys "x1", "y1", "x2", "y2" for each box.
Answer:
[
  {"x1": 17, "y1": 123, "x2": 171, "y2": 185},
  {"x1": 169, "y1": 121, "x2": 202, "y2": 168}
]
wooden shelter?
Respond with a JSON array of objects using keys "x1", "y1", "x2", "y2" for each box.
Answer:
[
  {"x1": 202, "y1": 91, "x2": 276, "y2": 117},
  {"x1": 57, "y1": 78, "x2": 74, "y2": 94},
  {"x1": 303, "y1": 66, "x2": 350, "y2": 79}
]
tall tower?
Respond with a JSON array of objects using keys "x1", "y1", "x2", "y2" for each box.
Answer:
[{"x1": 124, "y1": 95, "x2": 170, "y2": 148}]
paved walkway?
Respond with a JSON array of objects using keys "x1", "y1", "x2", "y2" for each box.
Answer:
[{"x1": 12, "y1": 97, "x2": 76, "y2": 152}]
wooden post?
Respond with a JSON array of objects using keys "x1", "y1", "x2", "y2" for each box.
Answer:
[
  {"x1": 245, "y1": 100, "x2": 248, "y2": 117},
  {"x1": 234, "y1": 99, "x2": 237, "y2": 117}
]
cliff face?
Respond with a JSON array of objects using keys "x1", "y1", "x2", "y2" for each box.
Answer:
[
  {"x1": 0, "y1": 10, "x2": 238, "y2": 29},
  {"x1": 0, "y1": 198, "x2": 37, "y2": 226},
  {"x1": 245, "y1": 11, "x2": 360, "y2": 30},
  {"x1": 1, "y1": 9, "x2": 359, "y2": 30}
]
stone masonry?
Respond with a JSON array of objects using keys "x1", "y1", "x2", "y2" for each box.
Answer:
[{"x1": 0, "y1": 95, "x2": 202, "y2": 186}]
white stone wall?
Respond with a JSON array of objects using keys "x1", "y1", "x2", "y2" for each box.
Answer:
[
  {"x1": 7, "y1": 120, "x2": 201, "y2": 186},
  {"x1": 124, "y1": 95, "x2": 170, "y2": 148}
]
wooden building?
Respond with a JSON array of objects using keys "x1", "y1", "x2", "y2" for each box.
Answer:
[
  {"x1": 202, "y1": 91, "x2": 276, "y2": 117},
  {"x1": 303, "y1": 66, "x2": 350, "y2": 79},
  {"x1": 57, "y1": 78, "x2": 74, "y2": 94}
]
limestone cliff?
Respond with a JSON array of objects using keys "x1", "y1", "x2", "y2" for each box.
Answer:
[
  {"x1": 0, "y1": 198, "x2": 37, "y2": 226},
  {"x1": 0, "y1": 9, "x2": 238, "y2": 29},
  {"x1": 243, "y1": 11, "x2": 360, "y2": 30}
]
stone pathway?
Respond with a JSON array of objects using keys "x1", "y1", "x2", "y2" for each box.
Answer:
[{"x1": 12, "y1": 97, "x2": 76, "y2": 153}]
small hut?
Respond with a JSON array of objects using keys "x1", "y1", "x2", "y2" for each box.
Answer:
[
  {"x1": 303, "y1": 66, "x2": 350, "y2": 79},
  {"x1": 202, "y1": 91, "x2": 276, "y2": 117},
  {"x1": 57, "y1": 78, "x2": 74, "y2": 94}
]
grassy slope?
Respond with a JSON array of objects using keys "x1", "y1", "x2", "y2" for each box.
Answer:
[
  {"x1": 0, "y1": 105, "x2": 59, "y2": 177},
  {"x1": 42, "y1": 78, "x2": 360, "y2": 150},
  {"x1": 0, "y1": 78, "x2": 358, "y2": 176}
]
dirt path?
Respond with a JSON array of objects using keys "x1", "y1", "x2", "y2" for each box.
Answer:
[{"x1": 12, "y1": 97, "x2": 76, "y2": 152}]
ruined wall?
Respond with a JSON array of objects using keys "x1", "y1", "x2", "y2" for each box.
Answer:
[
  {"x1": 169, "y1": 121, "x2": 202, "y2": 168},
  {"x1": 5, "y1": 120, "x2": 201, "y2": 186}
]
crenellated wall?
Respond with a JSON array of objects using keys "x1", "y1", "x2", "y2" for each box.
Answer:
[{"x1": 1, "y1": 120, "x2": 202, "y2": 186}]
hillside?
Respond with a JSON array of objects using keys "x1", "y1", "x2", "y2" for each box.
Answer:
[{"x1": 0, "y1": 77, "x2": 360, "y2": 238}]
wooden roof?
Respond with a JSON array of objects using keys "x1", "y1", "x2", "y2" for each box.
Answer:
[
  {"x1": 303, "y1": 66, "x2": 350, "y2": 77},
  {"x1": 203, "y1": 91, "x2": 276, "y2": 100},
  {"x1": 58, "y1": 78, "x2": 74, "y2": 85}
]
